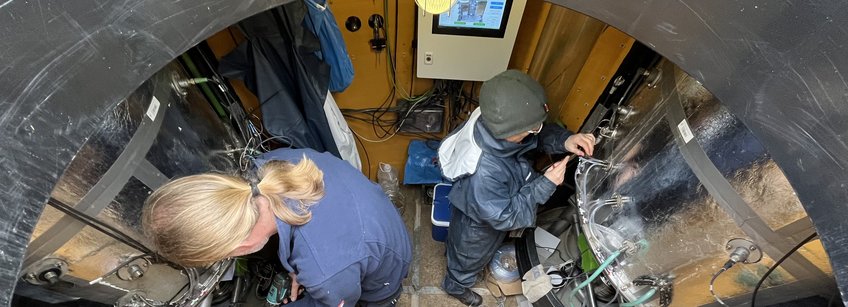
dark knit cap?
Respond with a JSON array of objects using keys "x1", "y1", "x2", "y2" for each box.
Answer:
[{"x1": 479, "y1": 70, "x2": 548, "y2": 139}]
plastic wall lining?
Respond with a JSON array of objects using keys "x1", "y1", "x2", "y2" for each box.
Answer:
[
  {"x1": 578, "y1": 60, "x2": 833, "y2": 305},
  {"x1": 21, "y1": 63, "x2": 241, "y2": 303},
  {"x1": 550, "y1": 1, "x2": 848, "y2": 302},
  {"x1": 0, "y1": 1, "x2": 292, "y2": 303}
]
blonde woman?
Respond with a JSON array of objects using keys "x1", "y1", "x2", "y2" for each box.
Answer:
[{"x1": 143, "y1": 148, "x2": 412, "y2": 307}]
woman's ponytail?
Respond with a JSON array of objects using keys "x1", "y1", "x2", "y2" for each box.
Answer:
[{"x1": 255, "y1": 154, "x2": 324, "y2": 226}]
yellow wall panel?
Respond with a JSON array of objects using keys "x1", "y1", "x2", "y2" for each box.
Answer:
[
  {"x1": 203, "y1": 2, "x2": 615, "y2": 180},
  {"x1": 557, "y1": 26, "x2": 634, "y2": 131},
  {"x1": 508, "y1": 0, "x2": 551, "y2": 73},
  {"x1": 527, "y1": 7, "x2": 606, "y2": 127},
  {"x1": 328, "y1": 0, "x2": 431, "y2": 180}
]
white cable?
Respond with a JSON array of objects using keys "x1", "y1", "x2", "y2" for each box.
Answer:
[{"x1": 710, "y1": 267, "x2": 730, "y2": 306}]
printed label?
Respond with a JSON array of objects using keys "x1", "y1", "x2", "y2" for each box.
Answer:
[
  {"x1": 677, "y1": 119, "x2": 694, "y2": 143},
  {"x1": 146, "y1": 97, "x2": 161, "y2": 121}
]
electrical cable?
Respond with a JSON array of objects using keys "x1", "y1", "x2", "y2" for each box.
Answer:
[
  {"x1": 710, "y1": 266, "x2": 730, "y2": 306},
  {"x1": 568, "y1": 250, "x2": 623, "y2": 307},
  {"x1": 351, "y1": 128, "x2": 373, "y2": 179},
  {"x1": 343, "y1": 0, "x2": 435, "y2": 145},
  {"x1": 46, "y1": 199, "x2": 204, "y2": 306},
  {"x1": 750, "y1": 232, "x2": 818, "y2": 307},
  {"x1": 342, "y1": 80, "x2": 451, "y2": 142},
  {"x1": 620, "y1": 288, "x2": 657, "y2": 307},
  {"x1": 46, "y1": 198, "x2": 154, "y2": 256}
]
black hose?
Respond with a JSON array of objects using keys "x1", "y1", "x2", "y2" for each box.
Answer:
[{"x1": 750, "y1": 232, "x2": 818, "y2": 307}]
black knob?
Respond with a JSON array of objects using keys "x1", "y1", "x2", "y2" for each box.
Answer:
[{"x1": 345, "y1": 16, "x2": 361, "y2": 32}]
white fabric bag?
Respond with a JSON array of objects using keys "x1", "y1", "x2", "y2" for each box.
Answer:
[{"x1": 438, "y1": 107, "x2": 483, "y2": 181}]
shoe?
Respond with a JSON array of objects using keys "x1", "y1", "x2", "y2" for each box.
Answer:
[{"x1": 448, "y1": 289, "x2": 482, "y2": 306}]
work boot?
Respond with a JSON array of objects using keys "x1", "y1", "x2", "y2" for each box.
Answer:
[{"x1": 448, "y1": 289, "x2": 482, "y2": 306}]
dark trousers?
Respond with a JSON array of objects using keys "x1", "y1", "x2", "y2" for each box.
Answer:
[
  {"x1": 442, "y1": 207, "x2": 506, "y2": 295},
  {"x1": 356, "y1": 284, "x2": 403, "y2": 307}
]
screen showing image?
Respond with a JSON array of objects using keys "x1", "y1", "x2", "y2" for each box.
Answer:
[
  {"x1": 437, "y1": 1, "x2": 506, "y2": 30},
  {"x1": 431, "y1": 0, "x2": 512, "y2": 38}
]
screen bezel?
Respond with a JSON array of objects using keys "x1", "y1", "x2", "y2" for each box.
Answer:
[{"x1": 431, "y1": 0, "x2": 514, "y2": 38}]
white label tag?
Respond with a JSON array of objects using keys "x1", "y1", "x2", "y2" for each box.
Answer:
[
  {"x1": 677, "y1": 119, "x2": 694, "y2": 143},
  {"x1": 146, "y1": 97, "x2": 161, "y2": 121}
]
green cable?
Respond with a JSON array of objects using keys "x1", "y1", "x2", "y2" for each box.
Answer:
[
  {"x1": 381, "y1": 0, "x2": 433, "y2": 102},
  {"x1": 180, "y1": 53, "x2": 228, "y2": 119},
  {"x1": 568, "y1": 250, "x2": 622, "y2": 307},
  {"x1": 620, "y1": 288, "x2": 657, "y2": 307}
]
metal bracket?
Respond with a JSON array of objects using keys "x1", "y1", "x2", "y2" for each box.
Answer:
[
  {"x1": 725, "y1": 238, "x2": 763, "y2": 264},
  {"x1": 116, "y1": 257, "x2": 151, "y2": 281},
  {"x1": 645, "y1": 67, "x2": 663, "y2": 89},
  {"x1": 170, "y1": 71, "x2": 188, "y2": 98},
  {"x1": 22, "y1": 258, "x2": 68, "y2": 286}
]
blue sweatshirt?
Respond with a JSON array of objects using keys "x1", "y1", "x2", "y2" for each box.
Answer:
[{"x1": 255, "y1": 149, "x2": 412, "y2": 306}]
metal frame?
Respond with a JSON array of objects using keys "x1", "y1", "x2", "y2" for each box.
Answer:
[
  {"x1": 548, "y1": 1, "x2": 848, "y2": 303},
  {"x1": 22, "y1": 92, "x2": 168, "y2": 270},
  {"x1": 0, "y1": 0, "x2": 291, "y2": 305}
]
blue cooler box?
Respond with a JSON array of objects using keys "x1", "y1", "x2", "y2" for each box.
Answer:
[{"x1": 431, "y1": 183, "x2": 452, "y2": 242}]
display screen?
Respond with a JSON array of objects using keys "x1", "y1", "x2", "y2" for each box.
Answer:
[{"x1": 432, "y1": 0, "x2": 513, "y2": 38}]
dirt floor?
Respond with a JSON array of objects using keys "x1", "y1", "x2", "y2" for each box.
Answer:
[{"x1": 396, "y1": 187, "x2": 524, "y2": 307}]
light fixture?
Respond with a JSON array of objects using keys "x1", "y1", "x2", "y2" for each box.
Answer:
[{"x1": 414, "y1": 0, "x2": 456, "y2": 15}]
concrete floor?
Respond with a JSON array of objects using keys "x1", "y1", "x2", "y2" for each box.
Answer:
[{"x1": 397, "y1": 187, "x2": 523, "y2": 307}]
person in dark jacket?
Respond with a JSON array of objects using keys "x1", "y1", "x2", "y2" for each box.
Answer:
[
  {"x1": 142, "y1": 148, "x2": 412, "y2": 307},
  {"x1": 438, "y1": 70, "x2": 595, "y2": 305}
]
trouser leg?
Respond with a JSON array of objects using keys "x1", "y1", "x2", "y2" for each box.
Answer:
[{"x1": 442, "y1": 207, "x2": 505, "y2": 295}]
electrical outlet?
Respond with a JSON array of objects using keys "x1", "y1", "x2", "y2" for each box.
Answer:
[{"x1": 423, "y1": 52, "x2": 433, "y2": 65}]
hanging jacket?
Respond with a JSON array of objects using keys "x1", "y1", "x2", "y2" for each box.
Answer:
[
  {"x1": 219, "y1": 3, "x2": 341, "y2": 157},
  {"x1": 302, "y1": 0, "x2": 355, "y2": 92},
  {"x1": 443, "y1": 119, "x2": 573, "y2": 230},
  {"x1": 254, "y1": 148, "x2": 412, "y2": 307}
]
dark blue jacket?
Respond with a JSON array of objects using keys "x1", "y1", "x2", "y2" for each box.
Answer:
[
  {"x1": 255, "y1": 149, "x2": 412, "y2": 306},
  {"x1": 448, "y1": 120, "x2": 572, "y2": 230},
  {"x1": 440, "y1": 120, "x2": 572, "y2": 292}
]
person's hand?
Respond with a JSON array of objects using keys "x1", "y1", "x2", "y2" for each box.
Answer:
[
  {"x1": 544, "y1": 157, "x2": 570, "y2": 186},
  {"x1": 284, "y1": 272, "x2": 301, "y2": 304},
  {"x1": 565, "y1": 133, "x2": 596, "y2": 157}
]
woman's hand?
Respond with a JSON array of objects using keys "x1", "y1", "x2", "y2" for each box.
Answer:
[{"x1": 283, "y1": 272, "x2": 302, "y2": 304}]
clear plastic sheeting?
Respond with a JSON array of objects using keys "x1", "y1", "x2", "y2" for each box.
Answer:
[
  {"x1": 685, "y1": 101, "x2": 807, "y2": 231},
  {"x1": 575, "y1": 59, "x2": 829, "y2": 306},
  {"x1": 23, "y1": 62, "x2": 240, "y2": 304},
  {"x1": 30, "y1": 89, "x2": 149, "y2": 241}
]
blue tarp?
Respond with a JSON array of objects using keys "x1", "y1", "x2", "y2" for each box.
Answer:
[{"x1": 404, "y1": 140, "x2": 445, "y2": 185}]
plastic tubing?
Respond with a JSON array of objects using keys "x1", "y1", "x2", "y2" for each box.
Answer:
[
  {"x1": 567, "y1": 250, "x2": 622, "y2": 307},
  {"x1": 578, "y1": 162, "x2": 598, "y2": 205},
  {"x1": 587, "y1": 201, "x2": 615, "y2": 256},
  {"x1": 620, "y1": 288, "x2": 657, "y2": 307}
]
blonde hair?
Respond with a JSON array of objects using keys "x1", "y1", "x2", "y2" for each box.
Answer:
[{"x1": 142, "y1": 155, "x2": 324, "y2": 267}]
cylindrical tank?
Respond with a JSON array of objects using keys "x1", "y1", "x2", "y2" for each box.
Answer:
[
  {"x1": 0, "y1": 0, "x2": 287, "y2": 305},
  {"x1": 577, "y1": 59, "x2": 834, "y2": 306},
  {"x1": 16, "y1": 62, "x2": 242, "y2": 304}
]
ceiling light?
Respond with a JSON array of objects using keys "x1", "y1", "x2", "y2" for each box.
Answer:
[{"x1": 415, "y1": 0, "x2": 456, "y2": 15}]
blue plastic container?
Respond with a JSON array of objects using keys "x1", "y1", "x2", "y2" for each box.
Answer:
[{"x1": 431, "y1": 183, "x2": 452, "y2": 242}]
